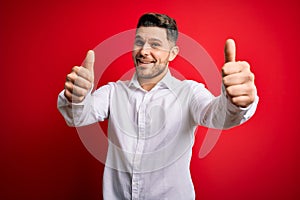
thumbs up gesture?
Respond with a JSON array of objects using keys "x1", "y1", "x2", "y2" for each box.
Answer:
[
  {"x1": 64, "y1": 50, "x2": 95, "y2": 103},
  {"x1": 222, "y1": 39, "x2": 257, "y2": 108}
]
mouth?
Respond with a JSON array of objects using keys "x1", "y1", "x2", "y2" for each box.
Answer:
[{"x1": 136, "y1": 58, "x2": 156, "y2": 67}]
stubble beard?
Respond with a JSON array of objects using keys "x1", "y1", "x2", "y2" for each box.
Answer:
[{"x1": 136, "y1": 61, "x2": 168, "y2": 80}]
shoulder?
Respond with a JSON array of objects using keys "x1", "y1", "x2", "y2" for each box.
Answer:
[
  {"x1": 182, "y1": 80, "x2": 205, "y2": 88},
  {"x1": 180, "y1": 80, "x2": 214, "y2": 99},
  {"x1": 97, "y1": 80, "x2": 131, "y2": 89},
  {"x1": 173, "y1": 79, "x2": 206, "y2": 92},
  {"x1": 168, "y1": 78, "x2": 210, "y2": 99}
]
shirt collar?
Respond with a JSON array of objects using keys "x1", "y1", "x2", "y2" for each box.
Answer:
[
  {"x1": 128, "y1": 68, "x2": 181, "y2": 91},
  {"x1": 128, "y1": 73, "x2": 140, "y2": 88}
]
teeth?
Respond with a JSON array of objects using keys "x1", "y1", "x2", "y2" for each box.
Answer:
[{"x1": 138, "y1": 60, "x2": 154, "y2": 64}]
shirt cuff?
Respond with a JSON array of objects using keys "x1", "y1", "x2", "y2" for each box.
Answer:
[
  {"x1": 221, "y1": 83, "x2": 259, "y2": 113},
  {"x1": 59, "y1": 85, "x2": 94, "y2": 106}
]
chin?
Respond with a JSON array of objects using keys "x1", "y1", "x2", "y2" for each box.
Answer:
[
  {"x1": 136, "y1": 72, "x2": 155, "y2": 79},
  {"x1": 136, "y1": 68, "x2": 167, "y2": 80}
]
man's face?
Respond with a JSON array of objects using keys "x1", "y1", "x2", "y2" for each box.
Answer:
[{"x1": 132, "y1": 26, "x2": 178, "y2": 80}]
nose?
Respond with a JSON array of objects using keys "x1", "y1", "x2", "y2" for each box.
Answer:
[{"x1": 140, "y1": 43, "x2": 151, "y2": 56}]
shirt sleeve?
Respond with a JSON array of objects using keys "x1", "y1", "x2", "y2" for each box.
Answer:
[
  {"x1": 189, "y1": 81, "x2": 259, "y2": 129},
  {"x1": 57, "y1": 84, "x2": 111, "y2": 127}
]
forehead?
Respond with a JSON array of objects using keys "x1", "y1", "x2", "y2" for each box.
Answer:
[{"x1": 135, "y1": 26, "x2": 168, "y2": 41}]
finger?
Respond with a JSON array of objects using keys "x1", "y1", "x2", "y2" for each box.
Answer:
[
  {"x1": 66, "y1": 82, "x2": 89, "y2": 97},
  {"x1": 72, "y1": 66, "x2": 93, "y2": 82},
  {"x1": 225, "y1": 84, "x2": 254, "y2": 97},
  {"x1": 223, "y1": 71, "x2": 254, "y2": 86},
  {"x1": 64, "y1": 88, "x2": 84, "y2": 103},
  {"x1": 64, "y1": 84, "x2": 86, "y2": 102},
  {"x1": 64, "y1": 87, "x2": 72, "y2": 102},
  {"x1": 231, "y1": 96, "x2": 253, "y2": 108},
  {"x1": 83, "y1": 50, "x2": 95, "y2": 73},
  {"x1": 65, "y1": 74, "x2": 92, "y2": 95},
  {"x1": 224, "y1": 39, "x2": 236, "y2": 63},
  {"x1": 73, "y1": 76, "x2": 92, "y2": 90},
  {"x1": 66, "y1": 72, "x2": 77, "y2": 83},
  {"x1": 222, "y1": 61, "x2": 250, "y2": 76}
]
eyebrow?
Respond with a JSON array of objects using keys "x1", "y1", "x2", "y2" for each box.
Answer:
[{"x1": 135, "y1": 35, "x2": 163, "y2": 43}]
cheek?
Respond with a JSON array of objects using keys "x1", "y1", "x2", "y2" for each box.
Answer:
[
  {"x1": 132, "y1": 50, "x2": 138, "y2": 59},
  {"x1": 152, "y1": 51, "x2": 169, "y2": 63}
]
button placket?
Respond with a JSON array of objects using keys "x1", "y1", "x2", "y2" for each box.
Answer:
[{"x1": 131, "y1": 92, "x2": 149, "y2": 200}]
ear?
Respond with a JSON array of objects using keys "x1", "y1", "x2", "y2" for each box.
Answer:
[{"x1": 168, "y1": 46, "x2": 179, "y2": 61}]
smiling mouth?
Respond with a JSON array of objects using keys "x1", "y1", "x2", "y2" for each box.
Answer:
[{"x1": 136, "y1": 58, "x2": 156, "y2": 66}]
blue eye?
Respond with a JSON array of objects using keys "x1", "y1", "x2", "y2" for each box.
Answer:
[
  {"x1": 134, "y1": 40, "x2": 144, "y2": 46},
  {"x1": 151, "y1": 43, "x2": 160, "y2": 48}
]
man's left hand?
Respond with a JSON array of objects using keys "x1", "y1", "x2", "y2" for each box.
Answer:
[{"x1": 222, "y1": 39, "x2": 257, "y2": 108}]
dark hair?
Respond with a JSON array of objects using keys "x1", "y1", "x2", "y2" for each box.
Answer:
[{"x1": 137, "y1": 13, "x2": 178, "y2": 44}]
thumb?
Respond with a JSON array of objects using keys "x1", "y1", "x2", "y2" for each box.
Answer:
[
  {"x1": 224, "y1": 39, "x2": 236, "y2": 63},
  {"x1": 83, "y1": 50, "x2": 95, "y2": 73}
]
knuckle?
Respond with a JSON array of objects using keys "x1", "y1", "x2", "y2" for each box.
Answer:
[
  {"x1": 242, "y1": 61, "x2": 250, "y2": 71},
  {"x1": 238, "y1": 61, "x2": 250, "y2": 72},
  {"x1": 233, "y1": 96, "x2": 249, "y2": 108},
  {"x1": 64, "y1": 81, "x2": 70, "y2": 89},
  {"x1": 245, "y1": 87, "x2": 251, "y2": 94},
  {"x1": 222, "y1": 77, "x2": 228, "y2": 85},
  {"x1": 222, "y1": 63, "x2": 231, "y2": 74},
  {"x1": 64, "y1": 89, "x2": 69, "y2": 96},
  {"x1": 72, "y1": 66, "x2": 84, "y2": 76},
  {"x1": 67, "y1": 72, "x2": 77, "y2": 81},
  {"x1": 86, "y1": 82, "x2": 92, "y2": 90},
  {"x1": 73, "y1": 66, "x2": 80, "y2": 70},
  {"x1": 65, "y1": 82, "x2": 74, "y2": 92},
  {"x1": 246, "y1": 72, "x2": 253, "y2": 81},
  {"x1": 66, "y1": 73, "x2": 72, "y2": 80},
  {"x1": 226, "y1": 86, "x2": 233, "y2": 95},
  {"x1": 64, "y1": 90, "x2": 72, "y2": 101},
  {"x1": 242, "y1": 61, "x2": 250, "y2": 69},
  {"x1": 242, "y1": 72, "x2": 254, "y2": 82},
  {"x1": 245, "y1": 83, "x2": 256, "y2": 95},
  {"x1": 72, "y1": 66, "x2": 78, "y2": 72},
  {"x1": 222, "y1": 64, "x2": 229, "y2": 75},
  {"x1": 249, "y1": 72, "x2": 255, "y2": 81},
  {"x1": 232, "y1": 97, "x2": 240, "y2": 104}
]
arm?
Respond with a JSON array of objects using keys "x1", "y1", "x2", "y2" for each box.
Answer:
[
  {"x1": 57, "y1": 50, "x2": 110, "y2": 127},
  {"x1": 190, "y1": 39, "x2": 258, "y2": 129},
  {"x1": 190, "y1": 83, "x2": 258, "y2": 129}
]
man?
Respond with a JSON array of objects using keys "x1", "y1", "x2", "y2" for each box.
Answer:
[{"x1": 58, "y1": 13, "x2": 258, "y2": 200}]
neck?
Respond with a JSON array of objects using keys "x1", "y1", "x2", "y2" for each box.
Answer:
[
  {"x1": 140, "y1": 82, "x2": 156, "y2": 91},
  {"x1": 138, "y1": 69, "x2": 168, "y2": 91}
]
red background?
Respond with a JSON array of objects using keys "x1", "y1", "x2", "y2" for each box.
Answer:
[{"x1": 1, "y1": 0, "x2": 299, "y2": 199}]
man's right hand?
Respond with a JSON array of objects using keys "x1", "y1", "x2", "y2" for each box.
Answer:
[{"x1": 64, "y1": 50, "x2": 95, "y2": 103}]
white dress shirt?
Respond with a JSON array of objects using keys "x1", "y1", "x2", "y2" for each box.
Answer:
[{"x1": 57, "y1": 70, "x2": 258, "y2": 200}]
